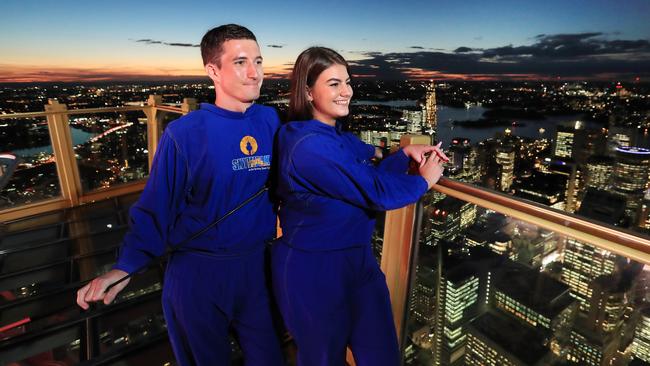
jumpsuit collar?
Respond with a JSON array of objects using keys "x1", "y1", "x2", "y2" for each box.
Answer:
[
  {"x1": 200, "y1": 102, "x2": 259, "y2": 119},
  {"x1": 305, "y1": 119, "x2": 344, "y2": 135}
]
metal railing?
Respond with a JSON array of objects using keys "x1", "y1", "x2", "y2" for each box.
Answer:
[
  {"x1": 0, "y1": 95, "x2": 196, "y2": 222},
  {"x1": 3, "y1": 106, "x2": 650, "y2": 365}
]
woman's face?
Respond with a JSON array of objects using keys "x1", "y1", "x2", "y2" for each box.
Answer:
[{"x1": 308, "y1": 64, "x2": 353, "y2": 125}]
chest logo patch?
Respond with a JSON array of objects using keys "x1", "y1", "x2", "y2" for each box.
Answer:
[
  {"x1": 240, "y1": 136, "x2": 258, "y2": 156},
  {"x1": 232, "y1": 135, "x2": 270, "y2": 172}
]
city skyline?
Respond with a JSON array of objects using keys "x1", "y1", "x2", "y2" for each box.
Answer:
[{"x1": 2, "y1": 0, "x2": 650, "y2": 83}]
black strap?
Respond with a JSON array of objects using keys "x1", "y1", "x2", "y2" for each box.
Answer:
[{"x1": 105, "y1": 186, "x2": 269, "y2": 292}]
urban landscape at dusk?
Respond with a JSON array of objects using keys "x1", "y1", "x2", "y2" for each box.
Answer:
[{"x1": 1, "y1": 0, "x2": 650, "y2": 365}]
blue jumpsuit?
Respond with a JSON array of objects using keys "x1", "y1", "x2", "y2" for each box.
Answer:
[
  {"x1": 272, "y1": 120, "x2": 428, "y2": 366},
  {"x1": 114, "y1": 103, "x2": 284, "y2": 366}
]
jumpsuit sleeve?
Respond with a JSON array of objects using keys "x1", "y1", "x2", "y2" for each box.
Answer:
[
  {"x1": 290, "y1": 135, "x2": 428, "y2": 211},
  {"x1": 377, "y1": 149, "x2": 411, "y2": 173},
  {"x1": 346, "y1": 132, "x2": 376, "y2": 160},
  {"x1": 114, "y1": 130, "x2": 190, "y2": 274}
]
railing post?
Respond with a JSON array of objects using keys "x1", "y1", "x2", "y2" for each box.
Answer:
[
  {"x1": 181, "y1": 97, "x2": 197, "y2": 115},
  {"x1": 45, "y1": 99, "x2": 82, "y2": 206},
  {"x1": 380, "y1": 134, "x2": 431, "y2": 344},
  {"x1": 145, "y1": 95, "x2": 163, "y2": 170}
]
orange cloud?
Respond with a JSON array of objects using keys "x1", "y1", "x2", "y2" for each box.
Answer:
[{"x1": 0, "y1": 63, "x2": 295, "y2": 83}]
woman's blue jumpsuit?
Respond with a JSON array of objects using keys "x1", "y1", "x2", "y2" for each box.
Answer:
[{"x1": 273, "y1": 120, "x2": 428, "y2": 366}]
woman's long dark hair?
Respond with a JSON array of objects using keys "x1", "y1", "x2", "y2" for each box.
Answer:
[{"x1": 288, "y1": 47, "x2": 351, "y2": 122}]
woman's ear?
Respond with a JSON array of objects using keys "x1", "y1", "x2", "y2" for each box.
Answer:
[{"x1": 306, "y1": 86, "x2": 313, "y2": 102}]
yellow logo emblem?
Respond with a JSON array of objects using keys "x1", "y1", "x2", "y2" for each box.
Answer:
[{"x1": 240, "y1": 136, "x2": 258, "y2": 156}]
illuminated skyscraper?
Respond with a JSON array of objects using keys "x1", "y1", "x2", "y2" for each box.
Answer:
[
  {"x1": 465, "y1": 312, "x2": 552, "y2": 366},
  {"x1": 434, "y1": 271, "x2": 480, "y2": 365},
  {"x1": 426, "y1": 197, "x2": 475, "y2": 248},
  {"x1": 429, "y1": 247, "x2": 501, "y2": 365},
  {"x1": 567, "y1": 322, "x2": 620, "y2": 366},
  {"x1": 554, "y1": 125, "x2": 576, "y2": 159},
  {"x1": 585, "y1": 155, "x2": 614, "y2": 191},
  {"x1": 402, "y1": 108, "x2": 424, "y2": 134},
  {"x1": 612, "y1": 147, "x2": 650, "y2": 219},
  {"x1": 425, "y1": 81, "x2": 438, "y2": 140},
  {"x1": 607, "y1": 126, "x2": 639, "y2": 155},
  {"x1": 492, "y1": 263, "x2": 575, "y2": 334},
  {"x1": 561, "y1": 239, "x2": 619, "y2": 312},
  {"x1": 640, "y1": 190, "x2": 650, "y2": 230},
  {"x1": 496, "y1": 144, "x2": 515, "y2": 192},
  {"x1": 633, "y1": 307, "x2": 650, "y2": 363},
  {"x1": 411, "y1": 265, "x2": 437, "y2": 324}
]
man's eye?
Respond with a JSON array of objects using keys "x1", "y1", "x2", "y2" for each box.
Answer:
[{"x1": 330, "y1": 83, "x2": 339, "y2": 87}]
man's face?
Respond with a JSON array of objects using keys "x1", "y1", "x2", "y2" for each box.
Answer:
[{"x1": 209, "y1": 39, "x2": 263, "y2": 111}]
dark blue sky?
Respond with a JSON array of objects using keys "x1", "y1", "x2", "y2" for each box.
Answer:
[{"x1": 1, "y1": 0, "x2": 649, "y2": 81}]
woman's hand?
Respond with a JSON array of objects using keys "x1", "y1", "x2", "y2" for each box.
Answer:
[
  {"x1": 419, "y1": 153, "x2": 445, "y2": 189},
  {"x1": 403, "y1": 142, "x2": 449, "y2": 165}
]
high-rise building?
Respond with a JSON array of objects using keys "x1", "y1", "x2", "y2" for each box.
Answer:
[
  {"x1": 402, "y1": 108, "x2": 425, "y2": 134},
  {"x1": 492, "y1": 263, "x2": 576, "y2": 334},
  {"x1": 561, "y1": 239, "x2": 619, "y2": 312},
  {"x1": 426, "y1": 197, "x2": 475, "y2": 248},
  {"x1": 640, "y1": 190, "x2": 650, "y2": 230},
  {"x1": 577, "y1": 188, "x2": 627, "y2": 227},
  {"x1": 547, "y1": 160, "x2": 581, "y2": 213},
  {"x1": 587, "y1": 274, "x2": 629, "y2": 334},
  {"x1": 554, "y1": 125, "x2": 578, "y2": 159},
  {"x1": 633, "y1": 307, "x2": 650, "y2": 363},
  {"x1": 607, "y1": 126, "x2": 639, "y2": 155},
  {"x1": 513, "y1": 171, "x2": 567, "y2": 210},
  {"x1": 429, "y1": 247, "x2": 501, "y2": 365},
  {"x1": 612, "y1": 147, "x2": 650, "y2": 219},
  {"x1": 585, "y1": 155, "x2": 615, "y2": 191},
  {"x1": 435, "y1": 271, "x2": 480, "y2": 365},
  {"x1": 465, "y1": 312, "x2": 552, "y2": 366},
  {"x1": 567, "y1": 320, "x2": 620, "y2": 366},
  {"x1": 411, "y1": 265, "x2": 437, "y2": 324},
  {"x1": 496, "y1": 144, "x2": 515, "y2": 192},
  {"x1": 425, "y1": 82, "x2": 438, "y2": 140}
]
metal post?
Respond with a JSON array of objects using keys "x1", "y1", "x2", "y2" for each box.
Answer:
[
  {"x1": 144, "y1": 95, "x2": 163, "y2": 170},
  {"x1": 380, "y1": 134, "x2": 431, "y2": 344},
  {"x1": 45, "y1": 99, "x2": 82, "y2": 205}
]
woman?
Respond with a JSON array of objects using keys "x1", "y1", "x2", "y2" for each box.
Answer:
[{"x1": 272, "y1": 47, "x2": 446, "y2": 366}]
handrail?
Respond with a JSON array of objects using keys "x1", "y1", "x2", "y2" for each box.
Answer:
[
  {"x1": 434, "y1": 177, "x2": 650, "y2": 264},
  {"x1": 0, "y1": 104, "x2": 183, "y2": 120}
]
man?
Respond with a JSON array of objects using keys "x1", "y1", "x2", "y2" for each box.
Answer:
[{"x1": 76, "y1": 24, "x2": 284, "y2": 366}]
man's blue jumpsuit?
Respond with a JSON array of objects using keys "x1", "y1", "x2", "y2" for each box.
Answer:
[
  {"x1": 272, "y1": 120, "x2": 429, "y2": 366},
  {"x1": 114, "y1": 103, "x2": 284, "y2": 366}
]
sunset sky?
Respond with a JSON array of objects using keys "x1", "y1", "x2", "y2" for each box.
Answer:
[{"x1": 2, "y1": 0, "x2": 649, "y2": 83}]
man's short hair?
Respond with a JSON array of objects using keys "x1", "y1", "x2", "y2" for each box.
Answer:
[{"x1": 201, "y1": 24, "x2": 257, "y2": 67}]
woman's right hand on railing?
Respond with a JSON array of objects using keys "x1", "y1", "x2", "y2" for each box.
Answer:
[
  {"x1": 76, "y1": 269, "x2": 130, "y2": 310},
  {"x1": 419, "y1": 153, "x2": 445, "y2": 189}
]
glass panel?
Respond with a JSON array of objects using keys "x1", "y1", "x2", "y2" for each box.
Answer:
[
  {"x1": 0, "y1": 117, "x2": 61, "y2": 209},
  {"x1": 96, "y1": 297, "x2": 166, "y2": 355},
  {"x1": 351, "y1": 81, "x2": 650, "y2": 240},
  {"x1": 402, "y1": 189, "x2": 647, "y2": 366},
  {"x1": 1, "y1": 325, "x2": 81, "y2": 365},
  {"x1": 372, "y1": 212, "x2": 386, "y2": 264},
  {"x1": 70, "y1": 110, "x2": 149, "y2": 192},
  {"x1": 158, "y1": 110, "x2": 183, "y2": 132}
]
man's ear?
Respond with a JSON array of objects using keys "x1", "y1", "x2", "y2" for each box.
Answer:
[{"x1": 205, "y1": 63, "x2": 220, "y2": 84}]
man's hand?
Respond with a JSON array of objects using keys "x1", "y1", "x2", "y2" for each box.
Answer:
[
  {"x1": 76, "y1": 269, "x2": 130, "y2": 310},
  {"x1": 403, "y1": 142, "x2": 449, "y2": 165}
]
